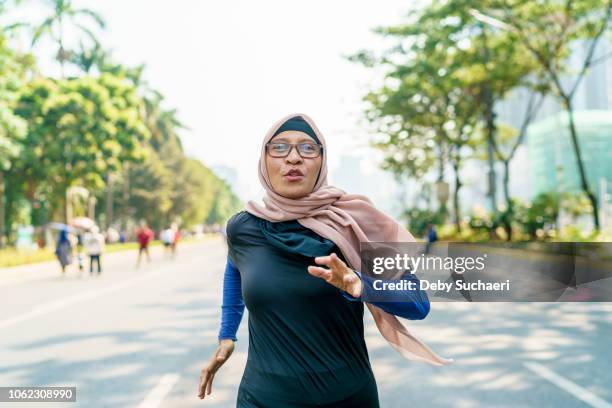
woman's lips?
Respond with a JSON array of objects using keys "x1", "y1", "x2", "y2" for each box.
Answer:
[{"x1": 283, "y1": 174, "x2": 305, "y2": 182}]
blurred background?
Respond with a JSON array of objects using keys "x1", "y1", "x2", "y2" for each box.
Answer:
[
  {"x1": 0, "y1": 0, "x2": 611, "y2": 407},
  {"x1": 0, "y1": 0, "x2": 611, "y2": 257}
]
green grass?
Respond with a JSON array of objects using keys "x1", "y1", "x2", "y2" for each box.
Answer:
[
  {"x1": 0, "y1": 235, "x2": 216, "y2": 269},
  {"x1": 0, "y1": 247, "x2": 56, "y2": 268}
]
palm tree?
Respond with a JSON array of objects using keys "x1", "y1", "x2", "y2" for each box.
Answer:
[
  {"x1": 142, "y1": 90, "x2": 188, "y2": 152},
  {"x1": 69, "y1": 41, "x2": 110, "y2": 74},
  {"x1": 30, "y1": 0, "x2": 105, "y2": 77}
]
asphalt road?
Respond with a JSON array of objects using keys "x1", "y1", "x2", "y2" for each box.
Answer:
[{"x1": 1, "y1": 238, "x2": 611, "y2": 407}]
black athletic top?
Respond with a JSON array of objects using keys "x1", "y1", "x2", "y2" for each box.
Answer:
[
  {"x1": 224, "y1": 210, "x2": 428, "y2": 407},
  {"x1": 226, "y1": 210, "x2": 377, "y2": 406}
]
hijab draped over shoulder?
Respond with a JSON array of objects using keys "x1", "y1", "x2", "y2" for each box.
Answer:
[{"x1": 246, "y1": 112, "x2": 453, "y2": 366}]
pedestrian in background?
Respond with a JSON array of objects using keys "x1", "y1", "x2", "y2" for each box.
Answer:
[
  {"x1": 84, "y1": 225, "x2": 105, "y2": 275},
  {"x1": 105, "y1": 227, "x2": 119, "y2": 244},
  {"x1": 171, "y1": 223, "x2": 180, "y2": 257},
  {"x1": 75, "y1": 231, "x2": 85, "y2": 272},
  {"x1": 425, "y1": 223, "x2": 438, "y2": 255},
  {"x1": 160, "y1": 226, "x2": 174, "y2": 257},
  {"x1": 54, "y1": 229, "x2": 73, "y2": 275},
  {"x1": 136, "y1": 222, "x2": 154, "y2": 267}
]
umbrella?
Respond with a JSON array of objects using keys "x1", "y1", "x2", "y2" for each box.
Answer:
[
  {"x1": 49, "y1": 222, "x2": 69, "y2": 230},
  {"x1": 69, "y1": 217, "x2": 95, "y2": 230},
  {"x1": 48, "y1": 222, "x2": 77, "y2": 232}
]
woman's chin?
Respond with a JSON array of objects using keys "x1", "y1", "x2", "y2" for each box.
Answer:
[{"x1": 278, "y1": 185, "x2": 311, "y2": 199}]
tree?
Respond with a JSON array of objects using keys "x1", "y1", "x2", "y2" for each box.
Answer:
[
  {"x1": 515, "y1": 192, "x2": 560, "y2": 239},
  {"x1": 490, "y1": 90, "x2": 545, "y2": 239},
  {"x1": 348, "y1": 0, "x2": 539, "y2": 231},
  {"x1": 0, "y1": 33, "x2": 31, "y2": 246},
  {"x1": 122, "y1": 147, "x2": 173, "y2": 230},
  {"x1": 141, "y1": 89, "x2": 187, "y2": 153},
  {"x1": 206, "y1": 180, "x2": 242, "y2": 225},
  {"x1": 68, "y1": 41, "x2": 111, "y2": 74},
  {"x1": 482, "y1": 0, "x2": 612, "y2": 230},
  {"x1": 0, "y1": 2, "x2": 242, "y2": 243},
  {"x1": 29, "y1": 0, "x2": 105, "y2": 77},
  {"x1": 14, "y1": 73, "x2": 149, "y2": 222}
]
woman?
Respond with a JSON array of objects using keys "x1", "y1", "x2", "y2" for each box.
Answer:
[
  {"x1": 199, "y1": 113, "x2": 452, "y2": 407},
  {"x1": 55, "y1": 229, "x2": 73, "y2": 274},
  {"x1": 83, "y1": 225, "x2": 105, "y2": 275}
]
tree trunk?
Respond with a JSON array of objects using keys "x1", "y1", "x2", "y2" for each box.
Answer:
[
  {"x1": 0, "y1": 171, "x2": 5, "y2": 248},
  {"x1": 502, "y1": 160, "x2": 513, "y2": 241},
  {"x1": 64, "y1": 182, "x2": 70, "y2": 224},
  {"x1": 564, "y1": 97, "x2": 600, "y2": 230},
  {"x1": 480, "y1": 22, "x2": 498, "y2": 214},
  {"x1": 451, "y1": 149, "x2": 462, "y2": 234},
  {"x1": 485, "y1": 103, "x2": 497, "y2": 213},
  {"x1": 3, "y1": 170, "x2": 16, "y2": 246},
  {"x1": 106, "y1": 173, "x2": 113, "y2": 229},
  {"x1": 59, "y1": 14, "x2": 66, "y2": 78},
  {"x1": 122, "y1": 163, "x2": 130, "y2": 230},
  {"x1": 437, "y1": 137, "x2": 448, "y2": 221}
]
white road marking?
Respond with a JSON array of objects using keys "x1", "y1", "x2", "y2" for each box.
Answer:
[
  {"x1": 137, "y1": 373, "x2": 180, "y2": 408},
  {"x1": 523, "y1": 361, "x2": 612, "y2": 408},
  {"x1": 0, "y1": 268, "x2": 166, "y2": 330}
]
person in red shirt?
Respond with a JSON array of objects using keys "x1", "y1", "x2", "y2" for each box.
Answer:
[
  {"x1": 171, "y1": 222, "x2": 180, "y2": 257},
  {"x1": 136, "y1": 222, "x2": 154, "y2": 268}
]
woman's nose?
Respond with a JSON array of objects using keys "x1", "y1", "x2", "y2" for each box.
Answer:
[{"x1": 285, "y1": 149, "x2": 303, "y2": 163}]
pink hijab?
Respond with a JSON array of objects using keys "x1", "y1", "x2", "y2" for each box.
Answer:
[{"x1": 245, "y1": 112, "x2": 453, "y2": 367}]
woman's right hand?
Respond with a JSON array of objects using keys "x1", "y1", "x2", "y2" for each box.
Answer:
[{"x1": 198, "y1": 339, "x2": 235, "y2": 400}]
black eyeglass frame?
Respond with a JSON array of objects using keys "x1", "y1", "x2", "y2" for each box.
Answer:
[{"x1": 265, "y1": 142, "x2": 324, "y2": 158}]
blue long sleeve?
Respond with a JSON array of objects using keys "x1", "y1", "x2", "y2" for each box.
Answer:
[
  {"x1": 340, "y1": 270, "x2": 430, "y2": 320},
  {"x1": 218, "y1": 256, "x2": 245, "y2": 341},
  {"x1": 218, "y1": 255, "x2": 429, "y2": 343}
]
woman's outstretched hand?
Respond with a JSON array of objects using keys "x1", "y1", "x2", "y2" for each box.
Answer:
[
  {"x1": 308, "y1": 252, "x2": 363, "y2": 298},
  {"x1": 198, "y1": 339, "x2": 234, "y2": 400}
]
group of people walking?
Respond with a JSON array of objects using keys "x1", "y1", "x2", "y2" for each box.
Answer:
[
  {"x1": 55, "y1": 225, "x2": 106, "y2": 275},
  {"x1": 54, "y1": 221, "x2": 181, "y2": 274}
]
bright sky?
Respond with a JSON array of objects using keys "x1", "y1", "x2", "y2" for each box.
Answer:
[{"x1": 8, "y1": 0, "x2": 420, "y2": 204}]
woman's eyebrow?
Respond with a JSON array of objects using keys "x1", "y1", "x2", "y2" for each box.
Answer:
[{"x1": 271, "y1": 137, "x2": 316, "y2": 143}]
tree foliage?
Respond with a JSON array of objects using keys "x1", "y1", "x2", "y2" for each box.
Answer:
[
  {"x1": 348, "y1": 0, "x2": 610, "y2": 237},
  {"x1": 0, "y1": 3, "x2": 242, "y2": 244}
]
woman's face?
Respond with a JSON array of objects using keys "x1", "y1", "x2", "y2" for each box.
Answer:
[{"x1": 265, "y1": 130, "x2": 323, "y2": 199}]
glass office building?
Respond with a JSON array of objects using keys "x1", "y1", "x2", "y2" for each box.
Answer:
[{"x1": 527, "y1": 110, "x2": 612, "y2": 200}]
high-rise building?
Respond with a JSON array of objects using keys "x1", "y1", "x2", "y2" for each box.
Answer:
[
  {"x1": 331, "y1": 154, "x2": 403, "y2": 218},
  {"x1": 527, "y1": 111, "x2": 612, "y2": 200}
]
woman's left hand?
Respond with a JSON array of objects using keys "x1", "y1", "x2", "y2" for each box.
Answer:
[{"x1": 308, "y1": 253, "x2": 363, "y2": 298}]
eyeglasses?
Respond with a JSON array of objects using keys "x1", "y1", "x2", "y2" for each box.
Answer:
[{"x1": 265, "y1": 142, "x2": 323, "y2": 158}]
